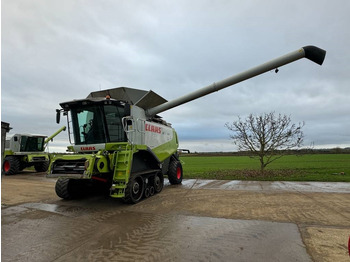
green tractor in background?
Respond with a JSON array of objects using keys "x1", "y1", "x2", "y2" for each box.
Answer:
[
  {"x1": 48, "y1": 46, "x2": 326, "y2": 203},
  {"x1": 2, "y1": 126, "x2": 66, "y2": 175}
]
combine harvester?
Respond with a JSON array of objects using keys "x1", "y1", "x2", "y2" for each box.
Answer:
[
  {"x1": 49, "y1": 46, "x2": 326, "y2": 203},
  {"x1": 2, "y1": 126, "x2": 66, "y2": 175}
]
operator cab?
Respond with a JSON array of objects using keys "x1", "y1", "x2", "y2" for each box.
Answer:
[
  {"x1": 56, "y1": 87, "x2": 169, "y2": 147},
  {"x1": 6, "y1": 134, "x2": 46, "y2": 153},
  {"x1": 59, "y1": 98, "x2": 129, "y2": 145}
]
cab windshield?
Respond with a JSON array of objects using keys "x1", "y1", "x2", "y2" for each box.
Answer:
[
  {"x1": 20, "y1": 136, "x2": 45, "y2": 152},
  {"x1": 70, "y1": 104, "x2": 126, "y2": 145}
]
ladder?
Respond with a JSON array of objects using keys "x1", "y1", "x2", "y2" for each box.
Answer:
[{"x1": 110, "y1": 144, "x2": 133, "y2": 198}]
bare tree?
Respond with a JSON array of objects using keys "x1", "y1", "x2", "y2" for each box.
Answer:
[{"x1": 225, "y1": 112, "x2": 304, "y2": 174}]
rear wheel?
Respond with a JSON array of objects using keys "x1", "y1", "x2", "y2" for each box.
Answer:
[
  {"x1": 34, "y1": 161, "x2": 49, "y2": 172},
  {"x1": 168, "y1": 159, "x2": 183, "y2": 185},
  {"x1": 2, "y1": 156, "x2": 20, "y2": 175}
]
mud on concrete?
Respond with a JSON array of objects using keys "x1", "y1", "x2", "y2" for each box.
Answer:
[{"x1": 1, "y1": 172, "x2": 350, "y2": 261}]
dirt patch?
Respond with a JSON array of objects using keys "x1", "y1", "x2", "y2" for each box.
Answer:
[
  {"x1": 1, "y1": 173, "x2": 57, "y2": 206},
  {"x1": 301, "y1": 226, "x2": 350, "y2": 262}
]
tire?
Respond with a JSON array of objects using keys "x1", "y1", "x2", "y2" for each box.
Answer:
[
  {"x1": 55, "y1": 178, "x2": 75, "y2": 199},
  {"x1": 34, "y1": 161, "x2": 49, "y2": 172},
  {"x1": 124, "y1": 174, "x2": 144, "y2": 204},
  {"x1": 2, "y1": 156, "x2": 20, "y2": 175},
  {"x1": 168, "y1": 159, "x2": 183, "y2": 185}
]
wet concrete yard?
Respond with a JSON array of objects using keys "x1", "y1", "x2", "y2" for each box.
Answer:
[
  {"x1": 2, "y1": 173, "x2": 350, "y2": 261},
  {"x1": 2, "y1": 202, "x2": 310, "y2": 261}
]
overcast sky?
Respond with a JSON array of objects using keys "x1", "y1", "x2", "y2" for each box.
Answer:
[{"x1": 1, "y1": 0, "x2": 350, "y2": 152}]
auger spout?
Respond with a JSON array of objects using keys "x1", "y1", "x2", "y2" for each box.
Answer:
[
  {"x1": 146, "y1": 45, "x2": 326, "y2": 117},
  {"x1": 44, "y1": 126, "x2": 66, "y2": 145}
]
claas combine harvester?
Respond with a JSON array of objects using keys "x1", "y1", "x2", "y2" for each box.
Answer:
[
  {"x1": 3, "y1": 126, "x2": 66, "y2": 175},
  {"x1": 48, "y1": 46, "x2": 326, "y2": 203}
]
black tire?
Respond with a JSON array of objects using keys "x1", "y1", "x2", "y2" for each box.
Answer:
[
  {"x1": 56, "y1": 178, "x2": 90, "y2": 200},
  {"x1": 55, "y1": 178, "x2": 75, "y2": 199},
  {"x1": 154, "y1": 173, "x2": 164, "y2": 193},
  {"x1": 168, "y1": 159, "x2": 183, "y2": 185},
  {"x1": 124, "y1": 174, "x2": 144, "y2": 204},
  {"x1": 34, "y1": 161, "x2": 49, "y2": 172},
  {"x1": 2, "y1": 156, "x2": 20, "y2": 175}
]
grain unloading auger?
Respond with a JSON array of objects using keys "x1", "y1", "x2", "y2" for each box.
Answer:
[{"x1": 48, "y1": 45, "x2": 326, "y2": 203}]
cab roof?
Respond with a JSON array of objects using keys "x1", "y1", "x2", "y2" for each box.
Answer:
[
  {"x1": 60, "y1": 87, "x2": 168, "y2": 110},
  {"x1": 87, "y1": 87, "x2": 167, "y2": 110}
]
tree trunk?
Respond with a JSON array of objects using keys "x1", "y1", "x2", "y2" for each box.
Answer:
[{"x1": 259, "y1": 157, "x2": 265, "y2": 175}]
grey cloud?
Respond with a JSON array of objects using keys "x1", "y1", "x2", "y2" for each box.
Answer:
[{"x1": 2, "y1": 0, "x2": 350, "y2": 152}]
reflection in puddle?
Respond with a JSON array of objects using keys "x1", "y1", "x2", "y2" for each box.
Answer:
[{"x1": 2, "y1": 203, "x2": 91, "y2": 217}]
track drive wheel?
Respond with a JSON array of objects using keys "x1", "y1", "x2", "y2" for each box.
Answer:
[
  {"x1": 154, "y1": 173, "x2": 164, "y2": 193},
  {"x1": 168, "y1": 159, "x2": 183, "y2": 185},
  {"x1": 124, "y1": 174, "x2": 144, "y2": 204},
  {"x1": 34, "y1": 161, "x2": 49, "y2": 172},
  {"x1": 2, "y1": 156, "x2": 20, "y2": 175}
]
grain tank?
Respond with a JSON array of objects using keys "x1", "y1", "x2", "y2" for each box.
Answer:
[{"x1": 48, "y1": 46, "x2": 326, "y2": 203}]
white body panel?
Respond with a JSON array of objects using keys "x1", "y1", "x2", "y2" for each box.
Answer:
[
  {"x1": 144, "y1": 121, "x2": 174, "y2": 149},
  {"x1": 125, "y1": 105, "x2": 174, "y2": 149}
]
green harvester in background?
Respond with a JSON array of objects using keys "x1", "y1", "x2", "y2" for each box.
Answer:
[{"x1": 2, "y1": 126, "x2": 66, "y2": 175}]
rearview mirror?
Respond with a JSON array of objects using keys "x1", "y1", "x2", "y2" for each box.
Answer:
[
  {"x1": 124, "y1": 103, "x2": 131, "y2": 117},
  {"x1": 56, "y1": 109, "x2": 61, "y2": 124}
]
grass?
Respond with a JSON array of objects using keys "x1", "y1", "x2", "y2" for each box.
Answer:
[{"x1": 180, "y1": 154, "x2": 350, "y2": 182}]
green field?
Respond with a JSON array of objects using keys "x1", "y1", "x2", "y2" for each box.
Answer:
[{"x1": 180, "y1": 154, "x2": 350, "y2": 182}]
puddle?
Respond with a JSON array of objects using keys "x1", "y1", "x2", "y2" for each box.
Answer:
[
  {"x1": 2, "y1": 203, "x2": 92, "y2": 218},
  {"x1": 1, "y1": 206, "x2": 29, "y2": 216},
  {"x1": 22, "y1": 203, "x2": 92, "y2": 217},
  {"x1": 177, "y1": 179, "x2": 350, "y2": 193}
]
